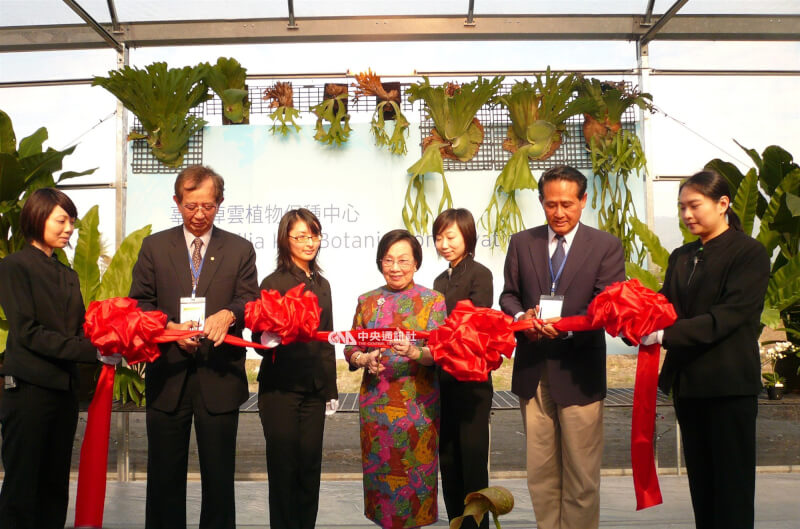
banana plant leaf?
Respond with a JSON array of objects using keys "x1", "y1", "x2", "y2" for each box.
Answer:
[
  {"x1": 732, "y1": 168, "x2": 759, "y2": 236},
  {"x1": 0, "y1": 305, "x2": 8, "y2": 353},
  {"x1": 114, "y1": 365, "x2": 146, "y2": 406},
  {"x1": 625, "y1": 262, "x2": 662, "y2": 293},
  {"x1": 311, "y1": 94, "x2": 351, "y2": 146},
  {"x1": 92, "y1": 62, "x2": 210, "y2": 167},
  {"x1": 73, "y1": 206, "x2": 102, "y2": 309},
  {"x1": 205, "y1": 57, "x2": 250, "y2": 124},
  {"x1": 0, "y1": 110, "x2": 15, "y2": 153},
  {"x1": 96, "y1": 225, "x2": 152, "y2": 301}
]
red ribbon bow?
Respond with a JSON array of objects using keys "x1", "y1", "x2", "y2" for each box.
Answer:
[
  {"x1": 244, "y1": 283, "x2": 321, "y2": 344},
  {"x1": 552, "y1": 279, "x2": 677, "y2": 510},
  {"x1": 428, "y1": 300, "x2": 516, "y2": 382}
]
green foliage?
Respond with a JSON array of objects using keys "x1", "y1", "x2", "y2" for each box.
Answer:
[
  {"x1": 403, "y1": 141, "x2": 449, "y2": 234},
  {"x1": 762, "y1": 371, "x2": 785, "y2": 388},
  {"x1": 96, "y1": 225, "x2": 151, "y2": 300},
  {"x1": 371, "y1": 101, "x2": 409, "y2": 156},
  {"x1": 311, "y1": 93, "x2": 351, "y2": 146},
  {"x1": 113, "y1": 365, "x2": 146, "y2": 405},
  {"x1": 404, "y1": 76, "x2": 503, "y2": 234},
  {"x1": 626, "y1": 217, "x2": 669, "y2": 290},
  {"x1": 73, "y1": 206, "x2": 102, "y2": 308},
  {"x1": 205, "y1": 57, "x2": 250, "y2": 124},
  {"x1": 269, "y1": 106, "x2": 302, "y2": 136},
  {"x1": 578, "y1": 78, "x2": 653, "y2": 126},
  {"x1": 482, "y1": 146, "x2": 538, "y2": 249},
  {"x1": 0, "y1": 110, "x2": 96, "y2": 260},
  {"x1": 590, "y1": 130, "x2": 648, "y2": 265},
  {"x1": 92, "y1": 62, "x2": 210, "y2": 167}
]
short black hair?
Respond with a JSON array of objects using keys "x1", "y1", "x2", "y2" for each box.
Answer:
[
  {"x1": 432, "y1": 208, "x2": 478, "y2": 255},
  {"x1": 174, "y1": 165, "x2": 225, "y2": 204},
  {"x1": 376, "y1": 229, "x2": 422, "y2": 272},
  {"x1": 538, "y1": 165, "x2": 588, "y2": 200},
  {"x1": 20, "y1": 188, "x2": 78, "y2": 244}
]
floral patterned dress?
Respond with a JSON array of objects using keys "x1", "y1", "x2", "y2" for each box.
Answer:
[{"x1": 345, "y1": 283, "x2": 447, "y2": 529}]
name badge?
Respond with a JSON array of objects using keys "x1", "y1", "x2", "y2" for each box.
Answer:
[
  {"x1": 179, "y1": 296, "x2": 206, "y2": 330},
  {"x1": 538, "y1": 295, "x2": 565, "y2": 319}
]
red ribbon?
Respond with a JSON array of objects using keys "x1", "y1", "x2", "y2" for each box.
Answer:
[
  {"x1": 550, "y1": 279, "x2": 677, "y2": 510},
  {"x1": 76, "y1": 298, "x2": 167, "y2": 528},
  {"x1": 244, "y1": 284, "x2": 321, "y2": 344}
]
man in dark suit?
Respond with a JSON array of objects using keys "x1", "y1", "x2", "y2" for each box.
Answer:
[
  {"x1": 499, "y1": 165, "x2": 625, "y2": 529},
  {"x1": 130, "y1": 165, "x2": 259, "y2": 529}
]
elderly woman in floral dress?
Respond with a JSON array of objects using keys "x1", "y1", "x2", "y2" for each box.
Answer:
[{"x1": 345, "y1": 229, "x2": 446, "y2": 529}]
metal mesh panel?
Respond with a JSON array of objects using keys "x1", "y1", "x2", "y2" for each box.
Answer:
[
  {"x1": 129, "y1": 106, "x2": 205, "y2": 174},
  {"x1": 417, "y1": 80, "x2": 639, "y2": 171}
]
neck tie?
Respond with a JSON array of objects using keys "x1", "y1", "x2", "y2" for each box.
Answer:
[
  {"x1": 551, "y1": 234, "x2": 565, "y2": 276},
  {"x1": 191, "y1": 237, "x2": 203, "y2": 289}
]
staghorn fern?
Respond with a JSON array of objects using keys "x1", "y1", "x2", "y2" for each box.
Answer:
[
  {"x1": 264, "y1": 82, "x2": 301, "y2": 136},
  {"x1": 205, "y1": 57, "x2": 250, "y2": 124},
  {"x1": 92, "y1": 62, "x2": 210, "y2": 167}
]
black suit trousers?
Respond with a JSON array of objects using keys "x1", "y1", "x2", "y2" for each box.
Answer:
[
  {"x1": 674, "y1": 395, "x2": 757, "y2": 529},
  {"x1": 145, "y1": 369, "x2": 239, "y2": 529},
  {"x1": 258, "y1": 388, "x2": 326, "y2": 529},
  {"x1": 0, "y1": 381, "x2": 78, "y2": 529},
  {"x1": 439, "y1": 376, "x2": 492, "y2": 529}
]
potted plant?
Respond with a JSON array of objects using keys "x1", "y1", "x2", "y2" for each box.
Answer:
[
  {"x1": 311, "y1": 83, "x2": 351, "y2": 146},
  {"x1": 352, "y1": 69, "x2": 409, "y2": 155},
  {"x1": 482, "y1": 70, "x2": 590, "y2": 248},
  {"x1": 92, "y1": 62, "x2": 210, "y2": 168},
  {"x1": 403, "y1": 76, "x2": 503, "y2": 234},
  {"x1": 263, "y1": 82, "x2": 301, "y2": 136},
  {"x1": 761, "y1": 341, "x2": 797, "y2": 399},
  {"x1": 204, "y1": 57, "x2": 250, "y2": 125}
]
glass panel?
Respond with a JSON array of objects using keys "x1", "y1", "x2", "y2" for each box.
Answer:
[
  {"x1": 0, "y1": 85, "x2": 118, "y2": 185},
  {"x1": 62, "y1": 188, "x2": 118, "y2": 252},
  {"x1": 649, "y1": 41, "x2": 800, "y2": 70},
  {"x1": 0, "y1": 49, "x2": 117, "y2": 82}
]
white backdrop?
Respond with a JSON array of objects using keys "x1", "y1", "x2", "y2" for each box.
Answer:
[{"x1": 126, "y1": 122, "x2": 637, "y2": 356}]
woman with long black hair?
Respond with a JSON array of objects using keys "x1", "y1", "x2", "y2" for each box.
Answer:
[{"x1": 645, "y1": 170, "x2": 770, "y2": 529}]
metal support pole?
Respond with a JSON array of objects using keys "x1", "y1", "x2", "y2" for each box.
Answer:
[
  {"x1": 114, "y1": 44, "x2": 129, "y2": 249},
  {"x1": 637, "y1": 41, "x2": 657, "y2": 274}
]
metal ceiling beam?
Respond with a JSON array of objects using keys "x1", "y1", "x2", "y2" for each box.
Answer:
[
  {"x1": 640, "y1": 0, "x2": 690, "y2": 46},
  {"x1": 106, "y1": 0, "x2": 120, "y2": 33},
  {"x1": 61, "y1": 0, "x2": 122, "y2": 51},
  {"x1": 644, "y1": 0, "x2": 656, "y2": 25},
  {"x1": 2, "y1": 14, "x2": 800, "y2": 52}
]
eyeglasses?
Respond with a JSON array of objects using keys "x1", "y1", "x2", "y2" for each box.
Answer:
[
  {"x1": 182, "y1": 203, "x2": 217, "y2": 213},
  {"x1": 380, "y1": 258, "x2": 414, "y2": 270},
  {"x1": 288, "y1": 235, "x2": 321, "y2": 244}
]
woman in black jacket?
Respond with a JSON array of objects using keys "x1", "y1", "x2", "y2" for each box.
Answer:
[
  {"x1": 0, "y1": 188, "x2": 101, "y2": 528},
  {"x1": 256, "y1": 208, "x2": 337, "y2": 529},
  {"x1": 432, "y1": 208, "x2": 494, "y2": 529},
  {"x1": 645, "y1": 171, "x2": 769, "y2": 529}
]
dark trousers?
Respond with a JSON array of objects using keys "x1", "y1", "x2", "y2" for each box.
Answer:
[
  {"x1": 259, "y1": 388, "x2": 326, "y2": 529},
  {"x1": 145, "y1": 370, "x2": 239, "y2": 529},
  {"x1": 674, "y1": 395, "x2": 757, "y2": 529},
  {"x1": 439, "y1": 375, "x2": 492, "y2": 529},
  {"x1": 0, "y1": 380, "x2": 78, "y2": 529}
]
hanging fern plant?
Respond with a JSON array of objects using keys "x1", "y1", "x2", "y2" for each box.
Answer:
[
  {"x1": 352, "y1": 69, "x2": 410, "y2": 155},
  {"x1": 264, "y1": 82, "x2": 301, "y2": 136},
  {"x1": 482, "y1": 70, "x2": 590, "y2": 248},
  {"x1": 404, "y1": 76, "x2": 503, "y2": 234},
  {"x1": 205, "y1": 57, "x2": 250, "y2": 124},
  {"x1": 311, "y1": 83, "x2": 351, "y2": 146},
  {"x1": 93, "y1": 62, "x2": 210, "y2": 168}
]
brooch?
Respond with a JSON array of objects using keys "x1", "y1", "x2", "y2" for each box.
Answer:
[{"x1": 377, "y1": 297, "x2": 385, "y2": 307}]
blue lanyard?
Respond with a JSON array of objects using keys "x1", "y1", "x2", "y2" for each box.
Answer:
[
  {"x1": 548, "y1": 242, "x2": 568, "y2": 296},
  {"x1": 189, "y1": 249, "x2": 206, "y2": 298}
]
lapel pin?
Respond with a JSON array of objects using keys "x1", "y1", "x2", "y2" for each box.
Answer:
[{"x1": 210, "y1": 256, "x2": 215, "y2": 261}]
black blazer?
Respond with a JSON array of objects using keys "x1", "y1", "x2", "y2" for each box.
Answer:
[
  {"x1": 0, "y1": 244, "x2": 97, "y2": 390},
  {"x1": 499, "y1": 223, "x2": 625, "y2": 405},
  {"x1": 129, "y1": 225, "x2": 259, "y2": 413},
  {"x1": 658, "y1": 229, "x2": 770, "y2": 398},
  {"x1": 255, "y1": 266, "x2": 338, "y2": 400}
]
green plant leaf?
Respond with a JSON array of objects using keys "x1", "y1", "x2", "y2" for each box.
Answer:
[
  {"x1": 705, "y1": 158, "x2": 744, "y2": 197},
  {"x1": 0, "y1": 110, "x2": 16, "y2": 154},
  {"x1": 734, "y1": 139, "x2": 763, "y2": 174},
  {"x1": 629, "y1": 217, "x2": 669, "y2": 269},
  {"x1": 761, "y1": 306, "x2": 783, "y2": 329},
  {"x1": 96, "y1": 224, "x2": 152, "y2": 301},
  {"x1": 786, "y1": 191, "x2": 800, "y2": 216},
  {"x1": 758, "y1": 144, "x2": 797, "y2": 196},
  {"x1": 732, "y1": 168, "x2": 759, "y2": 236},
  {"x1": 625, "y1": 262, "x2": 662, "y2": 292},
  {"x1": 0, "y1": 304, "x2": 8, "y2": 352},
  {"x1": 18, "y1": 127, "x2": 47, "y2": 158},
  {"x1": 73, "y1": 205, "x2": 102, "y2": 307},
  {"x1": 113, "y1": 365, "x2": 146, "y2": 406},
  {"x1": 765, "y1": 253, "x2": 800, "y2": 312}
]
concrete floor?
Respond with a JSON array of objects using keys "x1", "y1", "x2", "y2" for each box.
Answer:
[{"x1": 56, "y1": 473, "x2": 800, "y2": 528}]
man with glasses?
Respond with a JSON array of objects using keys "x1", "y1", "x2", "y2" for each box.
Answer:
[{"x1": 130, "y1": 165, "x2": 259, "y2": 529}]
